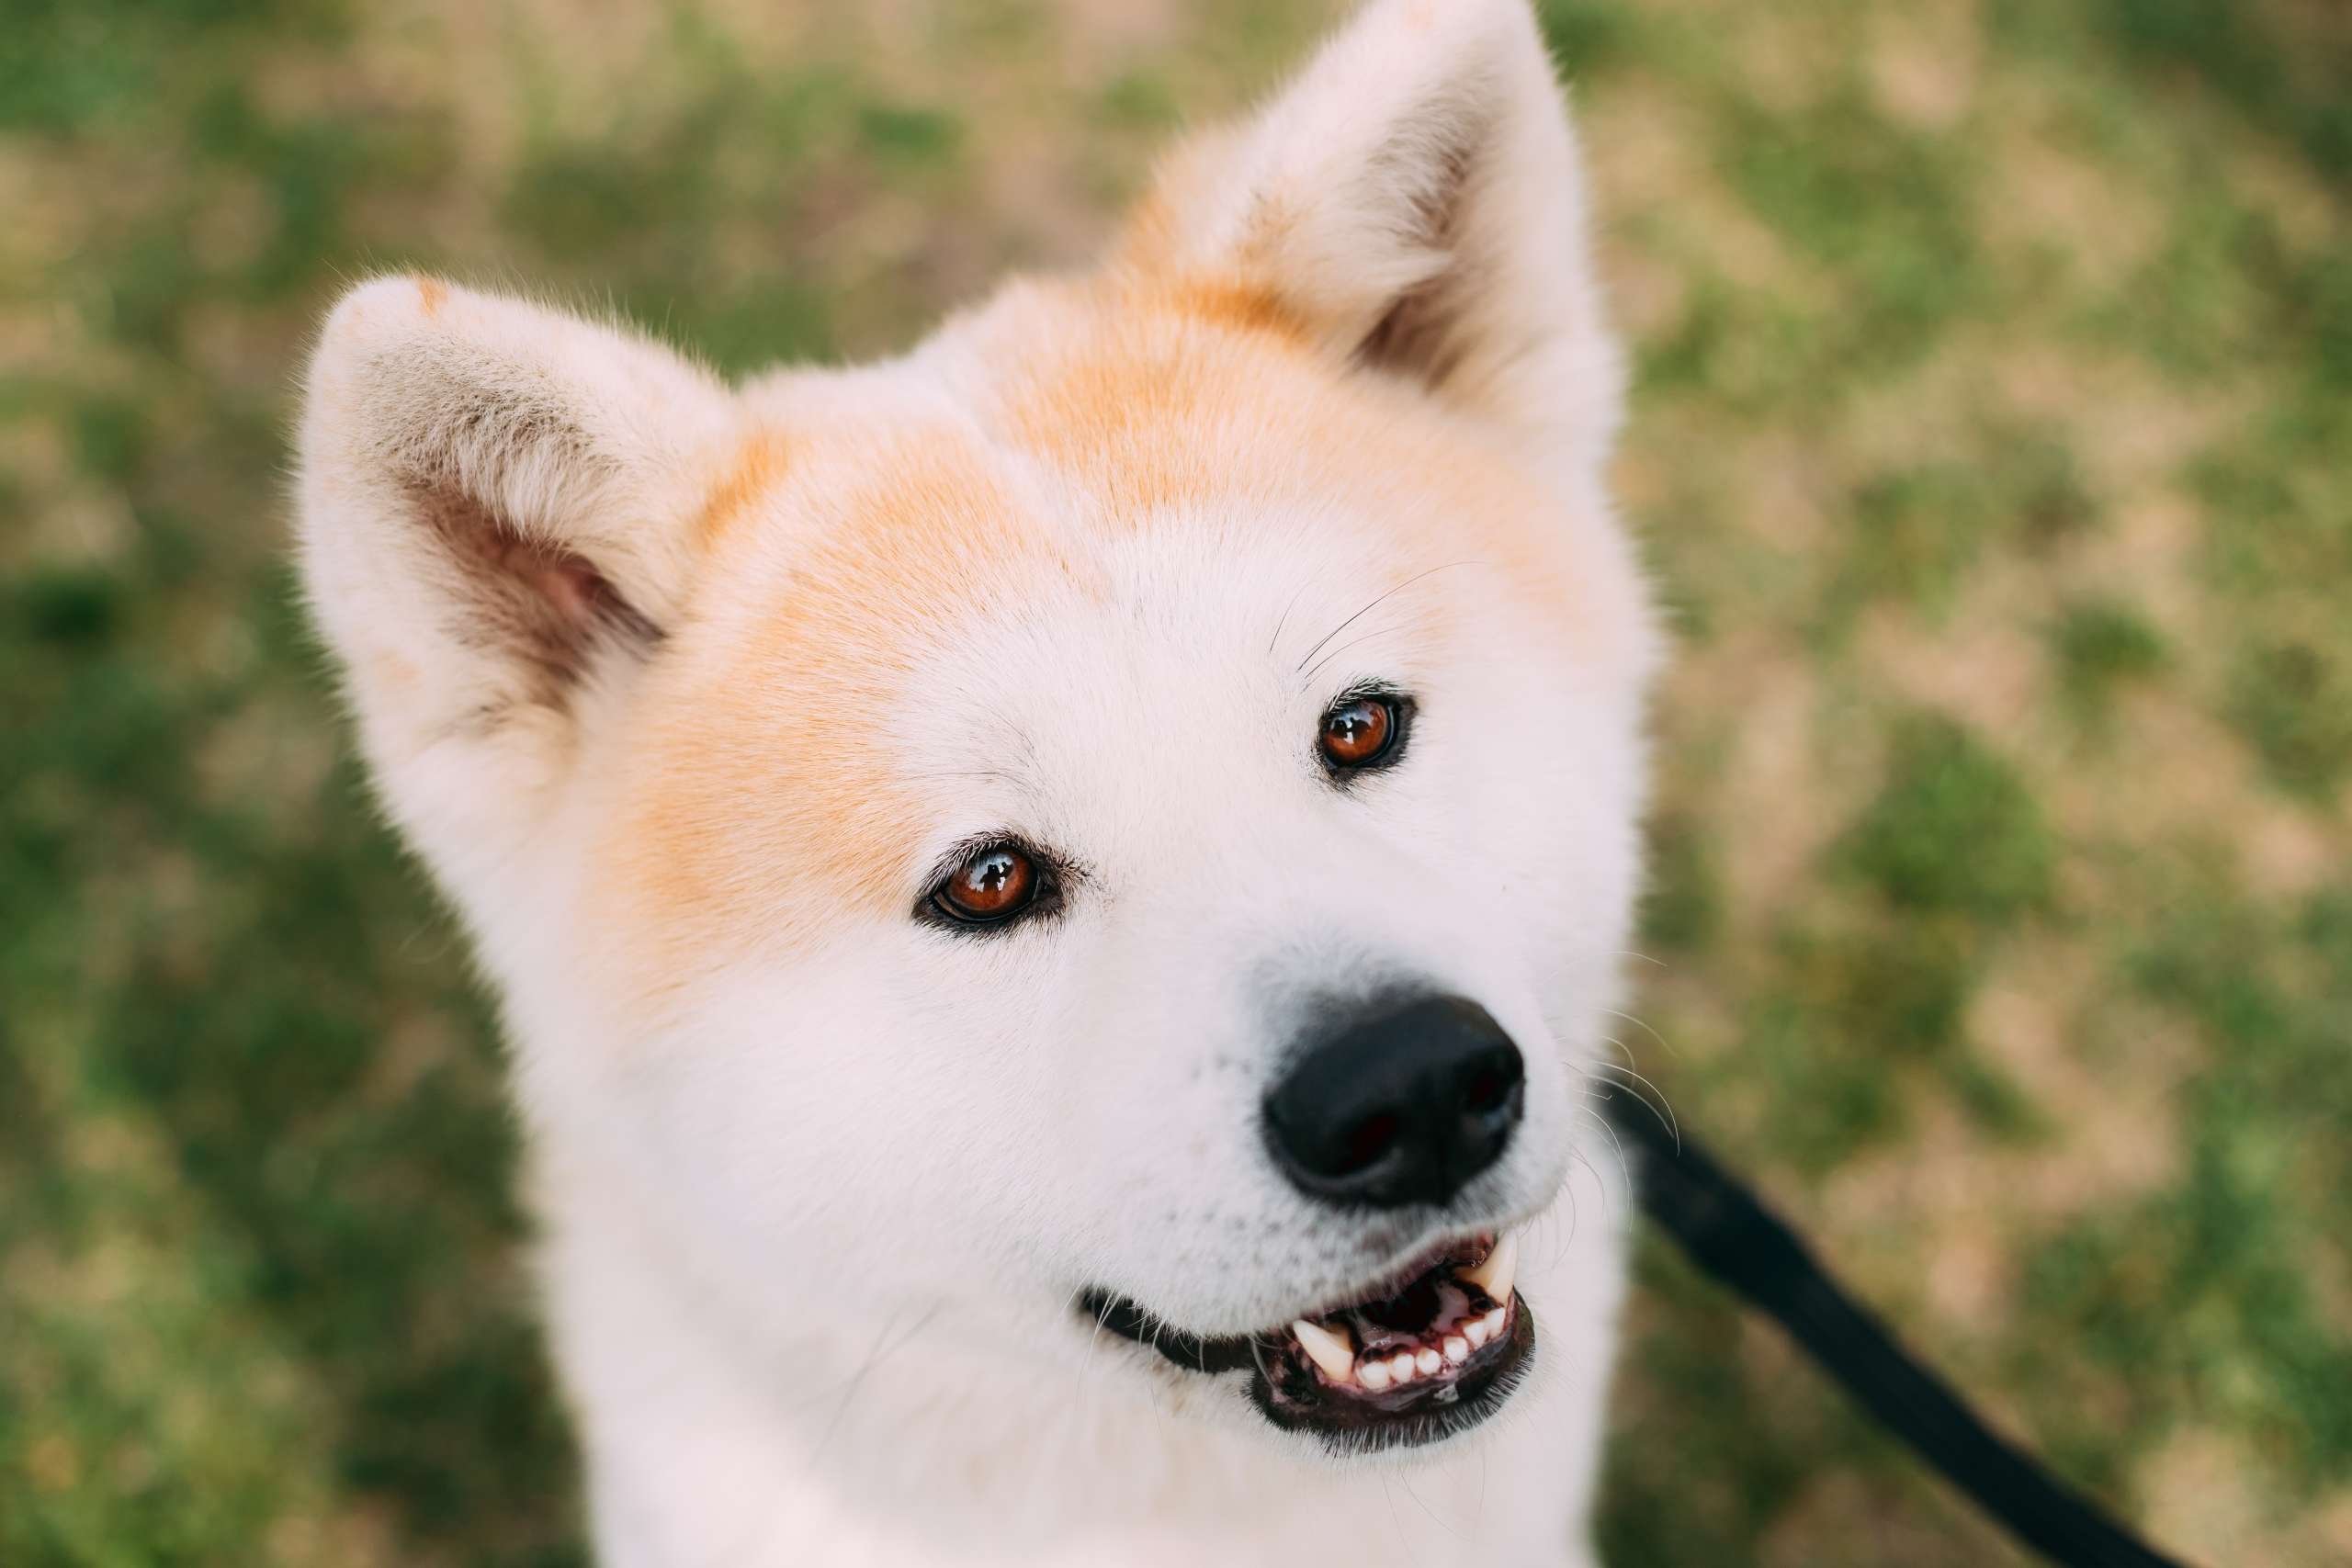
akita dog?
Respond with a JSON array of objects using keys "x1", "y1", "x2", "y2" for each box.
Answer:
[{"x1": 298, "y1": 0, "x2": 1657, "y2": 1561}]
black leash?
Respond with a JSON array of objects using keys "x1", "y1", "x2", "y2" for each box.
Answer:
[{"x1": 1597, "y1": 1082, "x2": 2193, "y2": 1568}]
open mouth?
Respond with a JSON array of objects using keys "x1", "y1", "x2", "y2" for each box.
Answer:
[{"x1": 1080, "y1": 1231, "x2": 1532, "y2": 1454}]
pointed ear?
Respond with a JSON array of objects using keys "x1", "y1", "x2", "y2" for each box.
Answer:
[
  {"x1": 297, "y1": 276, "x2": 738, "y2": 879},
  {"x1": 1119, "y1": 0, "x2": 1618, "y2": 470}
]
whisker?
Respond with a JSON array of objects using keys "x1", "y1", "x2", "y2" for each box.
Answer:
[
  {"x1": 799, "y1": 1304, "x2": 904, "y2": 1411},
  {"x1": 1590, "y1": 1057, "x2": 1680, "y2": 1151},
  {"x1": 1298, "y1": 616, "x2": 1413, "y2": 690},
  {"x1": 1293, "y1": 560, "x2": 1482, "y2": 673},
  {"x1": 1575, "y1": 1102, "x2": 1634, "y2": 1210},
  {"x1": 1567, "y1": 1138, "x2": 1617, "y2": 1228},
  {"x1": 901, "y1": 767, "x2": 1029, "y2": 788},
  {"x1": 1550, "y1": 1175, "x2": 1577, "y2": 1272},
  {"x1": 1603, "y1": 1008, "x2": 1679, "y2": 1060},
  {"x1": 1400, "y1": 1472, "x2": 1466, "y2": 1541},
  {"x1": 817, "y1": 1301, "x2": 941, "y2": 1450},
  {"x1": 1382, "y1": 1474, "x2": 1410, "y2": 1546},
  {"x1": 1596, "y1": 1032, "x2": 1638, "y2": 1076},
  {"x1": 1268, "y1": 572, "x2": 1320, "y2": 656},
  {"x1": 1141, "y1": 1335, "x2": 1172, "y2": 1447},
  {"x1": 1073, "y1": 1292, "x2": 1117, "y2": 1404}
]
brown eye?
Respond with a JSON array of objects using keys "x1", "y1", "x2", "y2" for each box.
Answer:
[
  {"x1": 933, "y1": 844, "x2": 1040, "y2": 925},
  {"x1": 1319, "y1": 694, "x2": 1403, "y2": 772}
]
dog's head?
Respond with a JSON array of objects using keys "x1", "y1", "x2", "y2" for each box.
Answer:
[{"x1": 299, "y1": 0, "x2": 1654, "y2": 1457}]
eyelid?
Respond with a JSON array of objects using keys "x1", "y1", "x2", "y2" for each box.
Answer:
[
  {"x1": 914, "y1": 833, "x2": 1073, "y2": 933},
  {"x1": 1329, "y1": 680, "x2": 1410, "y2": 712}
]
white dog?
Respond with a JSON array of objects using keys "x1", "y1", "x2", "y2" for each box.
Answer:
[{"x1": 297, "y1": 0, "x2": 1657, "y2": 1561}]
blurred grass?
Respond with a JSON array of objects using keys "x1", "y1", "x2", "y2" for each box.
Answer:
[{"x1": 3, "y1": 1, "x2": 2348, "y2": 1563}]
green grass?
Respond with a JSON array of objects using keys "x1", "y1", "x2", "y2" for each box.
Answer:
[
  {"x1": 1840, "y1": 713, "x2": 2054, "y2": 923},
  {"x1": 2051, "y1": 597, "x2": 2167, "y2": 724},
  {"x1": 4, "y1": 1, "x2": 2348, "y2": 1564}
]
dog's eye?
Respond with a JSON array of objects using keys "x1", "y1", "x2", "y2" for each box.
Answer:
[
  {"x1": 1319, "y1": 694, "x2": 1406, "y2": 773},
  {"x1": 931, "y1": 844, "x2": 1041, "y2": 926}
]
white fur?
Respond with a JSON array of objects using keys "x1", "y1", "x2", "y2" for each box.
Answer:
[{"x1": 297, "y1": 3, "x2": 1656, "y2": 1563}]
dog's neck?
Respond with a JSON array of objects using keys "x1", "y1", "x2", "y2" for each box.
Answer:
[{"x1": 527, "y1": 1131, "x2": 1623, "y2": 1568}]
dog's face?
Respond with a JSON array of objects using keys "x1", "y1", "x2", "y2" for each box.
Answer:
[{"x1": 300, "y1": 0, "x2": 1653, "y2": 1458}]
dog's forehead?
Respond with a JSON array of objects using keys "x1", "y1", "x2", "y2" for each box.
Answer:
[
  {"x1": 715, "y1": 276, "x2": 1586, "y2": 665},
  {"x1": 595, "y1": 281, "x2": 1589, "y2": 978}
]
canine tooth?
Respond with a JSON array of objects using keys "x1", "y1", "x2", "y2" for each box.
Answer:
[
  {"x1": 1360, "y1": 1359, "x2": 1393, "y2": 1391},
  {"x1": 1460, "y1": 1231, "x2": 1519, "y2": 1304},
  {"x1": 1444, "y1": 1336, "x2": 1470, "y2": 1364},
  {"x1": 1390, "y1": 1352, "x2": 1417, "y2": 1383},
  {"x1": 1464, "y1": 1317, "x2": 1491, "y2": 1348},
  {"x1": 1292, "y1": 1318, "x2": 1355, "y2": 1382},
  {"x1": 1480, "y1": 1307, "x2": 1508, "y2": 1340},
  {"x1": 1415, "y1": 1347, "x2": 1442, "y2": 1375}
]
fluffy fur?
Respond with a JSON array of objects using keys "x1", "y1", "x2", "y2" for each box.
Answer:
[{"x1": 297, "y1": 1, "x2": 1658, "y2": 1562}]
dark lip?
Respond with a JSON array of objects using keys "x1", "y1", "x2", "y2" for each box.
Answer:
[
  {"x1": 1079, "y1": 1289, "x2": 1262, "y2": 1375},
  {"x1": 1076, "y1": 1232, "x2": 1489, "y2": 1374},
  {"x1": 1074, "y1": 1231, "x2": 1533, "y2": 1451}
]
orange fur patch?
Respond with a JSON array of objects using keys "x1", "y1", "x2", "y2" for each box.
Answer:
[
  {"x1": 1161, "y1": 277, "x2": 1302, "y2": 343},
  {"x1": 692, "y1": 429, "x2": 791, "y2": 551},
  {"x1": 995, "y1": 281, "x2": 1577, "y2": 595},
  {"x1": 605, "y1": 423, "x2": 1097, "y2": 986},
  {"x1": 991, "y1": 278, "x2": 1318, "y2": 518},
  {"x1": 414, "y1": 276, "x2": 447, "y2": 318}
]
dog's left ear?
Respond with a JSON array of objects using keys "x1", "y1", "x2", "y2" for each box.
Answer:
[{"x1": 1120, "y1": 0, "x2": 1617, "y2": 471}]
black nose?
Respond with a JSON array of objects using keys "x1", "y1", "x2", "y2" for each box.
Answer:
[{"x1": 1262, "y1": 993, "x2": 1526, "y2": 1210}]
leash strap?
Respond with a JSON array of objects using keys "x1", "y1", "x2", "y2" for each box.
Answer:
[{"x1": 1598, "y1": 1083, "x2": 2192, "y2": 1568}]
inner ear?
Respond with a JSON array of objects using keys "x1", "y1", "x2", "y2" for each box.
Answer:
[
  {"x1": 413, "y1": 479, "x2": 662, "y2": 706},
  {"x1": 1351, "y1": 94, "x2": 1496, "y2": 388}
]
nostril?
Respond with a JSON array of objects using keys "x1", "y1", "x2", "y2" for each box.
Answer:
[
  {"x1": 1336, "y1": 1110, "x2": 1403, "y2": 1175},
  {"x1": 1459, "y1": 1057, "x2": 1515, "y2": 1116}
]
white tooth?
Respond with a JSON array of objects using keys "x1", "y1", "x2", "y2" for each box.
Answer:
[
  {"x1": 1415, "y1": 1347, "x2": 1442, "y2": 1375},
  {"x1": 1292, "y1": 1318, "x2": 1356, "y2": 1382},
  {"x1": 1460, "y1": 1232, "x2": 1519, "y2": 1304},
  {"x1": 1464, "y1": 1317, "x2": 1491, "y2": 1348},
  {"x1": 1390, "y1": 1352, "x2": 1417, "y2": 1383},
  {"x1": 1360, "y1": 1359, "x2": 1393, "y2": 1391},
  {"x1": 1480, "y1": 1306, "x2": 1508, "y2": 1340},
  {"x1": 1444, "y1": 1336, "x2": 1470, "y2": 1363}
]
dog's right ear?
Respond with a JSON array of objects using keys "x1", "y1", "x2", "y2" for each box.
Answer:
[{"x1": 297, "y1": 276, "x2": 740, "y2": 886}]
